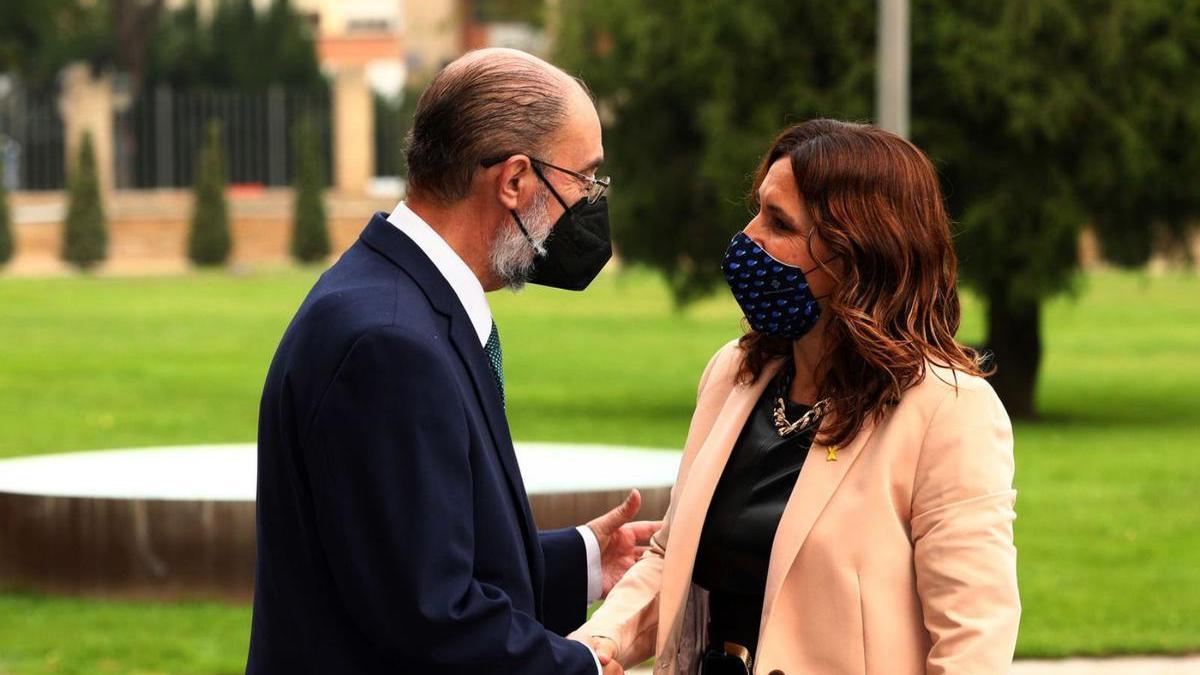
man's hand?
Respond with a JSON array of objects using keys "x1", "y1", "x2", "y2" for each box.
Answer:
[{"x1": 586, "y1": 489, "x2": 662, "y2": 597}]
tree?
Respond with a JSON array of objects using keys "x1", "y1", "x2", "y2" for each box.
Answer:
[
  {"x1": 910, "y1": 0, "x2": 1200, "y2": 417},
  {"x1": 2, "y1": 0, "x2": 323, "y2": 92},
  {"x1": 0, "y1": 0, "x2": 109, "y2": 90},
  {"x1": 1074, "y1": 0, "x2": 1200, "y2": 268},
  {"x1": 0, "y1": 154, "x2": 12, "y2": 266},
  {"x1": 144, "y1": 0, "x2": 323, "y2": 90},
  {"x1": 471, "y1": 0, "x2": 547, "y2": 26},
  {"x1": 111, "y1": 0, "x2": 167, "y2": 188},
  {"x1": 557, "y1": 0, "x2": 1200, "y2": 418},
  {"x1": 61, "y1": 132, "x2": 107, "y2": 270},
  {"x1": 188, "y1": 120, "x2": 231, "y2": 266},
  {"x1": 256, "y1": 0, "x2": 323, "y2": 89},
  {"x1": 556, "y1": 0, "x2": 874, "y2": 304},
  {"x1": 290, "y1": 115, "x2": 329, "y2": 264},
  {"x1": 111, "y1": 0, "x2": 166, "y2": 92}
]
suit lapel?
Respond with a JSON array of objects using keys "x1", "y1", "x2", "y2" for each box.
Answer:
[
  {"x1": 444, "y1": 308, "x2": 546, "y2": 605},
  {"x1": 360, "y1": 214, "x2": 545, "y2": 611}
]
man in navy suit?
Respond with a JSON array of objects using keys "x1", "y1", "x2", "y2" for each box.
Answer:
[{"x1": 246, "y1": 49, "x2": 655, "y2": 673}]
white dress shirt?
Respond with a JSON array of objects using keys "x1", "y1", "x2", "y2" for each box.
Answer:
[{"x1": 387, "y1": 202, "x2": 605, "y2": 673}]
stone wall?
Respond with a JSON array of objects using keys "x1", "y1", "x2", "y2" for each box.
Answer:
[{"x1": 7, "y1": 189, "x2": 395, "y2": 275}]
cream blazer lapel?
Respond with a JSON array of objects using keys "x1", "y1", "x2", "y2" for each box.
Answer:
[
  {"x1": 655, "y1": 357, "x2": 785, "y2": 654},
  {"x1": 758, "y1": 415, "x2": 878, "y2": 637}
]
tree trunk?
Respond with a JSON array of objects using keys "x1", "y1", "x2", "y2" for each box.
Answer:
[{"x1": 984, "y1": 288, "x2": 1042, "y2": 420}]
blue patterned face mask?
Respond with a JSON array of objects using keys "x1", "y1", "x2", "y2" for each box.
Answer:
[{"x1": 721, "y1": 231, "x2": 824, "y2": 340}]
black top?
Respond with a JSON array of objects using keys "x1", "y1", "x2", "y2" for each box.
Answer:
[{"x1": 692, "y1": 372, "x2": 816, "y2": 656}]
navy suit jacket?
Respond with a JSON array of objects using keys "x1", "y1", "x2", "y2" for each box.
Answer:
[{"x1": 247, "y1": 214, "x2": 594, "y2": 673}]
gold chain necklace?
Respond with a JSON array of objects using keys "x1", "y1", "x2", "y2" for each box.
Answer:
[
  {"x1": 772, "y1": 396, "x2": 830, "y2": 437},
  {"x1": 772, "y1": 368, "x2": 829, "y2": 437}
]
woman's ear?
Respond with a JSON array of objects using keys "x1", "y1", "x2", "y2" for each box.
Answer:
[{"x1": 497, "y1": 155, "x2": 533, "y2": 211}]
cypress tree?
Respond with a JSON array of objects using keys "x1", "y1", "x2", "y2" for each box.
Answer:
[
  {"x1": 62, "y1": 132, "x2": 107, "y2": 270},
  {"x1": 0, "y1": 153, "x2": 12, "y2": 266},
  {"x1": 188, "y1": 120, "x2": 232, "y2": 266},
  {"x1": 290, "y1": 115, "x2": 329, "y2": 264}
]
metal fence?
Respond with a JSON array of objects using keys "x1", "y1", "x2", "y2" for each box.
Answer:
[
  {"x1": 114, "y1": 85, "x2": 333, "y2": 189},
  {"x1": 0, "y1": 80, "x2": 403, "y2": 192},
  {"x1": 0, "y1": 83, "x2": 66, "y2": 191}
]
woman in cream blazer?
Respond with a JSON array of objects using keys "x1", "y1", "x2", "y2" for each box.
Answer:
[{"x1": 573, "y1": 120, "x2": 1020, "y2": 674}]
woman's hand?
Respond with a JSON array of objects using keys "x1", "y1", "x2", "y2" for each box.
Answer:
[{"x1": 586, "y1": 635, "x2": 618, "y2": 665}]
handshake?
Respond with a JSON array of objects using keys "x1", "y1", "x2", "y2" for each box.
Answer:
[
  {"x1": 578, "y1": 634, "x2": 619, "y2": 667},
  {"x1": 578, "y1": 635, "x2": 621, "y2": 674}
]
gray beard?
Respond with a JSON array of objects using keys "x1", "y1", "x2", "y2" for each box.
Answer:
[{"x1": 491, "y1": 188, "x2": 554, "y2": 292}]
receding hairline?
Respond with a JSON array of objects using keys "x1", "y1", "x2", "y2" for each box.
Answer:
[
  {"x1": 403, "y1": 48, "x2": 596, "y2": 203},
  {"x1": 442, "y1": 48, "x2": 587, "y2": 101}
]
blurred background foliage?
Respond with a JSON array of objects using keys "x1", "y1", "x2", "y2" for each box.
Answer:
[
  {"x1": 555, "y1": 0, "x2": 1200, "y2": 417},
  {"x1": 0, "y1": 2, "x2": 1199, "y2": 669},
  {"x1": 0, "y1": 0, "x2": 323, "y2": 94}
]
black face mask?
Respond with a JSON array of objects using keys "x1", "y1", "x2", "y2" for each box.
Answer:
[{"x1": 510, "y1": 167, "x2": 612, "y2": 292}]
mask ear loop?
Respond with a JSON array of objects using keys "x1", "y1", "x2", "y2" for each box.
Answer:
[
  {"x1": 804, "y1": 242, "x2": 839, "y2": 302},
  {"x1": 805, "y1": 257, "x2": 838, "y2": 301},
  {"x1": 799, "y1": 215, "x2": 841, "y2": 302},
  {"x1": 510, "y1": 211, "x2": 538, "y2": 249},
  {"x1": 531, "y1": 163, "x2": 573, "y2": 212},
  {"x1": 510, "y1": 162, "x2": 573, "y2": 250},
  {"x1": 745, "y1": 231, "x2": 838, "y2": 300}
]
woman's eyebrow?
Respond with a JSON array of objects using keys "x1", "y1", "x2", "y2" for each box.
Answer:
[{"x1": 764, "y1": 202, "x2": 798, "y2": 228}]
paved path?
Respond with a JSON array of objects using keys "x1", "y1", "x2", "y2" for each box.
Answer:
[
  {"x1": 1008, "y1": 657, "x2": 1200, "y2": 674},
  {"x1": 629, "y1": 654, "x2": 1200, "y2": 674}
]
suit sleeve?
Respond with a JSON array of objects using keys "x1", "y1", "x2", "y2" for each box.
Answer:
[
  {"x1": 539, "y1": 528, "x2": 588, "y2": 636},
  {"x1": 910, "y1": 382, "x2": 1021, "y2": 674},
  {"x1": 303, "y1": 328, "x2": 596, "y2": 674}
]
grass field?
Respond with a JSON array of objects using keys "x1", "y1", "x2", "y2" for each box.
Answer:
[{"x1": 0, "y1": 266, "x2": 1197, "y2": 673}]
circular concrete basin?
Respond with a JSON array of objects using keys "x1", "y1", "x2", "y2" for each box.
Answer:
[{"x1": 0, "y1": 443, "x2": 679, "y2": 601}]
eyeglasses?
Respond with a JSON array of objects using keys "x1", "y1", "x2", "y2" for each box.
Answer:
[{"x1": 480, "y1": 154, "x2": 611, "y2": 204}]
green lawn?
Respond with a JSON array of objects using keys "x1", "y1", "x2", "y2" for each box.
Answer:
[{"x1": 0, "y1": 267, "x2": 1197, "y2": 673}]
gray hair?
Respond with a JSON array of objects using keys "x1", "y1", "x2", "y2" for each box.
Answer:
[{"x1": 405, "y1": 50, "x2": 572, "y2": 203}]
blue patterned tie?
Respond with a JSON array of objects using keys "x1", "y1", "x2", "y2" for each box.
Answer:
[{"x1": 483, "y1": 322, "x2": 505, "y2": 407}]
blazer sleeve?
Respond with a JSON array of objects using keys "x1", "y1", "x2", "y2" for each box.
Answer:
[
  {"x1": 910, "y1": 381, "x2": 1021, "y2": 675},
  {"x1": 569, "y1": 340, "x2": 737, "y2": 667},
  {"x1": 303, "y1": 328, "x2": 596, "y2": 674},
  {"x1": 539, "y1": 527, "x2": 588, "y2": 636}
]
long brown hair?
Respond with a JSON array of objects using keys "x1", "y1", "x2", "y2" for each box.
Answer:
[{"x1": 738, "y1": 119, "x2": 990, "y2": 448}]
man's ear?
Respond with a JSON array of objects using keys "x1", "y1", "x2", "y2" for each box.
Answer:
[{"x1": 496, "y1": 155, "x2": 533, "y2": 211}]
